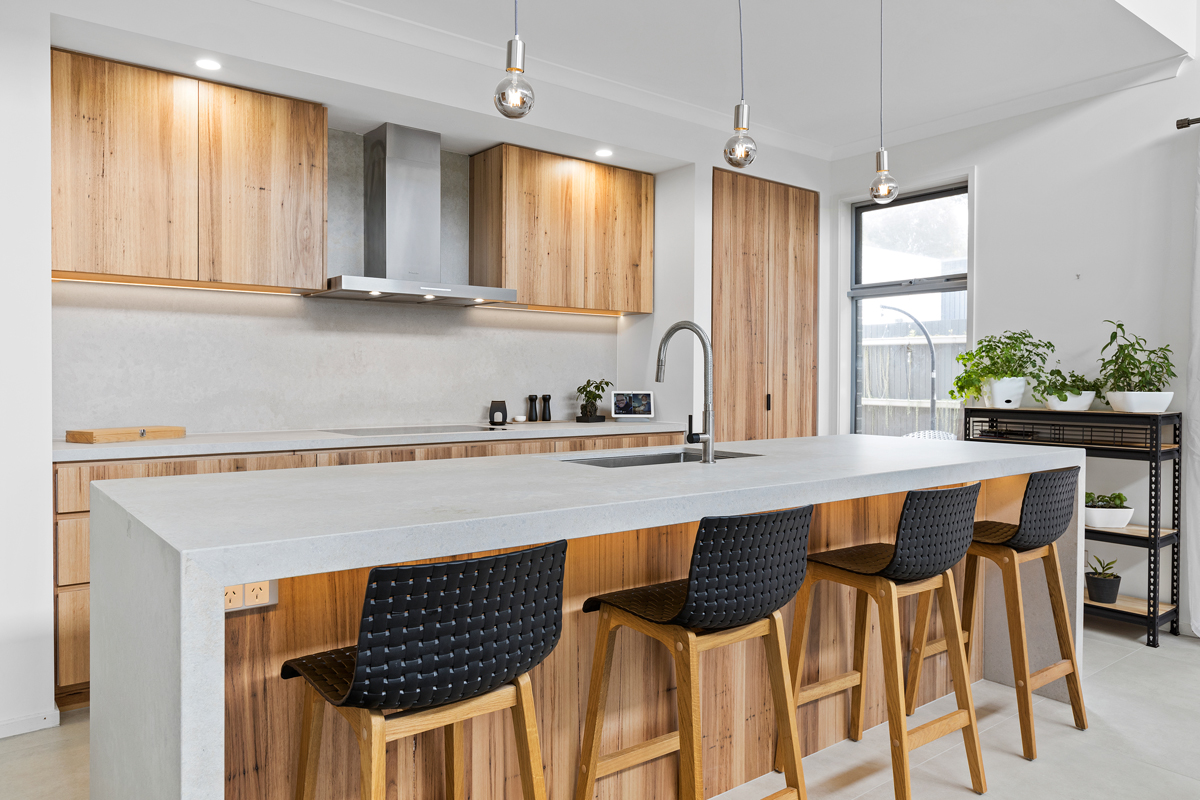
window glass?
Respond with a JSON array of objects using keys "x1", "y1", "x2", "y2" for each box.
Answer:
[{"x1": 857, "y1": 192, "x2": 968, "y2": 285}]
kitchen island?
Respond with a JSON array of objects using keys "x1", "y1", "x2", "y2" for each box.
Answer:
[{"x1": 88, "y1": 434, "x2": 1085, "y2": 800}]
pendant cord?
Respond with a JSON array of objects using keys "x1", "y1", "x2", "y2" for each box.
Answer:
[
  {"x1": 514, "y1": 0, "x2": 519, "y2": 37},
  {"x1": 738, "y1": 0, "x2": 745, "y2": 102},
  {"x1": 879, "y1": 0, "x2": 884, "y2": 150}
]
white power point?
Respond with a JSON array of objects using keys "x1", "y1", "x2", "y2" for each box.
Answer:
[
  {"x1": 224, "y1": 580, "x2": 278, "y2": 612},
  {"x1": 224, "y1": 585, "x2": 243, "y2": 610}
]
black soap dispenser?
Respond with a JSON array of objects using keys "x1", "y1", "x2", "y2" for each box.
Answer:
[{"x1": 489, "y1": 400, "x2": 508, "y2": 426}]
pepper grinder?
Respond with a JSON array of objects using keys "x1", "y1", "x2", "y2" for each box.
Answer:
[
  {"x1": 528, "y1": 395, "x2": 539, "y2": 422},
  {"x1": 541, "y1": 394, "x2": 552, "y2": 421}
]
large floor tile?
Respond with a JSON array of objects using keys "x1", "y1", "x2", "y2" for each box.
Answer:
[
  {"x1": 1078, "y1": 636, "x2": 1138, "y2": 677},
  {"x1": 0, "y1": 710, "x2": 88, "y2": 800}
]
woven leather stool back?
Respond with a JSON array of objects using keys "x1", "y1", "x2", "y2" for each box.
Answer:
[
  {"x1": 673, "y1": 505, "x2": 814, "y2": 631},
  {"x1": 340, "y1": 540, "x2": 566, "y2": 711},
  {"x1": 1005, "y1": 466, "x2": 1080, "y2": 551},
  {"x1": 881, "y1": 484, "x2": 981, "y2": 582}
]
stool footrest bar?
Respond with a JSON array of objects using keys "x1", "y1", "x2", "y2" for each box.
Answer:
[
  {"x1": 594, "y1": 731, "x2": 681, "y2": 778},
  {"x1": 794, "y1": 670, "x2": 862, "y2": 707},
  {"x1": 1029, "y1": 659, "x2": 1074, "y2": 692},
  {"x1": 907, "y1": 709, "x2": 970, "y2": 751}
]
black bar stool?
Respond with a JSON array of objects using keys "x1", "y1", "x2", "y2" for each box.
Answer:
[
  {"x1": 575, "y1": 506, "x2": 815, "y2": 800},
  {"x1": 776, "y1": 484, "x2": 986, "y2": 800},
  {"x1": 281, "y1": 540, "x2": 568, "y2": 800},
  {"x1": 906, "y1": 466, "x2": 1087, "y2": 761}
]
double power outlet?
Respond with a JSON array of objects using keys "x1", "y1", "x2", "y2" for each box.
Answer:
[{"x1": 224, "y1": 580, "x2": 278, "y2": 612}]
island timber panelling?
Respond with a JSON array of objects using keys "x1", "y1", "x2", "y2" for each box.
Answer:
[{"x1": 223, "y1": 476, "x2": 1029, "y2": 800}]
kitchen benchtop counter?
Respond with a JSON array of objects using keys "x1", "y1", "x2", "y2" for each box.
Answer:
[
  {"x1": 91, "y1": 433, "x2": 1084, "y2": 583},
  {"x1": 52, "y1": 419, "x2": 686, "y2": 463}
]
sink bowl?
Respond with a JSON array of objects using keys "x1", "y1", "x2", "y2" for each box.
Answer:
[
  {"x1": 322, "y1": 424, "x2": 498, "y2": 436},
  {"x1": 562, "y1": 449, "x2": 761, "y2": 468}
]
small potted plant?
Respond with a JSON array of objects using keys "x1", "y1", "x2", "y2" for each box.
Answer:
[
  {"x1": 576, "y1": 378, "x2": 613, "y2": 423},
  {"x1": 1084, "y1": 491, "x2": 1134, "y2": 529},
  {"x1": 949, "y1": 330, "x2": 1055, "y2": 408},
  {"x1": 1098, "y1": 320, "x2": 1175, "y2": 413},
  {"x1": 1084, "y1": 554, "x2": 1121, "y2": 604},
  {"x1": 1038, "y1": 368, "x2": 1103, "y2": 412}
]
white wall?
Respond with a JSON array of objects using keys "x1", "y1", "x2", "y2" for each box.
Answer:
[
  {"x1": 0, "y1": 5, "x2": 57, "y2": 738},
  {"x1": 827, "y1": 48, "x2": 1200, "y2": 630}
]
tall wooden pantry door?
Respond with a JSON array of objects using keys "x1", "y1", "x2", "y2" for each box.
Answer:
[{"x1": 712, "y1": 169, "x2": 819, "y2": 442}]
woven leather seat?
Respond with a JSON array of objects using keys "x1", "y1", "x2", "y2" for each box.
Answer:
[
  {"x1": 578, "y1": 506, "x2": 815, "y2": 800},
  {"x1": 809, "y1": 542, "x2": 895, "y2": 575},
  {"x1": 972, "y1": 519, "x2": 1019, "y2": 545},
  {"x1": 283, "y1": 541, "x2": 567, "y2": 800}
]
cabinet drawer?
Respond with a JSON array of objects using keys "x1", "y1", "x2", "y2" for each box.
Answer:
[
  {"x1": 56, "y1": 463, "x2": 153, "y2": 513},
  {"x1": 56, "y1": 517, "x2": 89, "y2": 586},
  {"x1": 56, "y1": 587, "x2": 90, "y2": 687}
]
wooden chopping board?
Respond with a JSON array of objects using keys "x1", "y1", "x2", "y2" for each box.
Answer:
[{"x1": 66, "y1": 426, "x2": 186, "y2": 444}]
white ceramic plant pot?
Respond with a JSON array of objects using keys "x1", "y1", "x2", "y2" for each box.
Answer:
[
  {"x1": 1084, "y1": 506, "x2": 1135, "y2": 529},
  {"x1": 982, "y1": 376, "x2": 1027, "y2": 408},
  {"x1": 1106, "y1": 391, "x2": 1173, "y2": 413},
  {"x1": 1043, "y1": 391, "x2": 1095, "y2": 412}
]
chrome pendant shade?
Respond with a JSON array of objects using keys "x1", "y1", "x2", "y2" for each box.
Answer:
[
  {"x1": 723, "y1": 0, "x2": 757, "y2": 168},
  {"x1": 870, "y1": 0, "x2": 898, "y2": 203},
  {"x1": 495, "y1": 1, "x2": 534, "y2": 119}
]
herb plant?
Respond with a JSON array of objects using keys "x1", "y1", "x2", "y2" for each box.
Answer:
[
  {"x1": 1098, "y1": 320, "x2": 1175, "y2": 393},
  {"x1": 576, "y1": 378, "x2": 613, "y2": 418},
  {"x1": 949, "y1": 330, "x2": 1055, "y2": 401},
  {"x1": 1085, "y1": 492, "x2": 1129, "y2": 509},
  {"x1": 1087, "y1": 554, "x2": 1119, "y2": 579},
  {"x1": 1039, "y1": 368, "x2": 1104, "y2": 403}
]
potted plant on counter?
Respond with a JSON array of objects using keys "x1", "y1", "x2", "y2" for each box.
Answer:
[
  {"x1": 576, "y1": 378, "x2": 613, "y2": 423},
  {"x1": 1084, "y1": 491, "x2": 1134, "y2": 529},
  {"x1": 1098, "y1": 320, "x2": 1175, "y2": 413},
  {"x1": 1039, "y1": 368, "x2": 1103, "y2": 412},
  {"x1": 949, "y1": 330, "x2": 1055, "y2": 408},
  {"x1": 1085, "y1": 554, "x2": 1122, "y2": 604}
]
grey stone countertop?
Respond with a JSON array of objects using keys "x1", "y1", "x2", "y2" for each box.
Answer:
[
  {"x1": 52, "y1": 419, "x2": 687, "y2": 463},
  {"x1": 91, "y1": 434, "x2": 1084, "y2": 584}
]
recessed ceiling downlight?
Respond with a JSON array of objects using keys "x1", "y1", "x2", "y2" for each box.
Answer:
[
  {"x1": 196, "y1": 59, "x2": 222, "y2": 71},
  {"x1": 595, "y1": 149, "x2": 613, "y2": 157},
  {"x1": 424, "y1": 294, "x2": 436, "y2": 300},
  {"x1": 368, "y1": 290, "x2": 382, "y2": 296}
]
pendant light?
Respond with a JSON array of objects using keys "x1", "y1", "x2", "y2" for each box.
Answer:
[
  {"x1": 494, "y1": 0, "x2": 535, "y2": 119},
  {"x1": 869, "y1": 0, "x2": 898, "y2": 204},
  {"x1": 723, "y1": 0, "x2": 757, "y2": 168}
]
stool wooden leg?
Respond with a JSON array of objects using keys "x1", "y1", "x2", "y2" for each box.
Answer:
[
  {"x1": 999, "y1": 553, "x2": 1037, "y2": 760},
  {"x1": 904, "y1": 590, "x2": 934, "y2": 716},
  {"x1": 1044, "y1": 542, "x2": 1088, "y2": 731},
  {"x1": 674, "y1": 631, "x2": 703, "y2": 800},
  {"x1": 576, "y1": 610, "x2": 619, "y2": 800},
  {"x1": 849, "y1": 588, "x2": 872, "y2": 742},
  {"x1": 765, "y1": 610, "x2": 808, "y2": 799},
  {"x1": 875, "y1": 583, "x2": 912, "y2": 800},
  {"x1": 357, "y1": 710, "x2": 387, "y2": 800},
  {"x1": 960, "y1": 553, "x2": 981, "y2": 669},
  {"x1": 444, "y1": 721, "x2": 465, "y2": 800},
  {"x1": 938, "y1": 573, "x2": 987, "y2": 795},
  {"x1": 294, "y1": 683, "x2": 325, "y2": 800},
  {"x1": 774, "y1": 576, "x2": 816, "y2": 772},
  {"x1": 511, "y1": 673, "x2": 549, "y2": 800}
]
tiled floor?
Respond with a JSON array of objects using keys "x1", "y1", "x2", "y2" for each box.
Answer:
[{"x1": 2, "y1": 620, "x2": 1196, "y2": 800}]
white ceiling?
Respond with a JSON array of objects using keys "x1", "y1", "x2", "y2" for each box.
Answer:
[{"x1": 248, "y1": 0, "x2": 1188, "y2": 157}]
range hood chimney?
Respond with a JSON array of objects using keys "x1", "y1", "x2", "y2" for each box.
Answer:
[{"x1": 309, "y1": 123, "x2": 516, "y2": 306}]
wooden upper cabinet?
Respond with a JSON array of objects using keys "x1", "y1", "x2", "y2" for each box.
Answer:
[
  {"x1": 199, "y1": 83, "x2": 327, "y2": 290},
  {"x1": 52, "y1": 50, "x2": 199, "y2": 280},
  {"x1": 470, "y1": 144, "x2": 654, "y2": 313}
]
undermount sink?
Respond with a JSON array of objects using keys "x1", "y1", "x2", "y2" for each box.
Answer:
[
  {"x1": 562, "y1": 449, "x2": 761, "y2": 468},
  {"x1": 321, "y1": 424, "x2": 498, "y2": 436}
]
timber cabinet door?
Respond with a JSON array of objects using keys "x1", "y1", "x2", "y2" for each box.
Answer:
[
  {"x1": 51, "y1": 50, "x2": 200, "y2": 280},
  {"x1": 199, "y1": 82, "x2": 328, "y2": 291},
  {"x1": 470, "y1": 144, "x2": 654, "y2": 313},
  {"x1": 712, "y1": 169, "x2": 819, "y2": 442}
]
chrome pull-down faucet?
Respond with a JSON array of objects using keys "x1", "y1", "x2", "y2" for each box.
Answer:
[{"x1": 656, "y1": 320, "x2": 716, "y2": 464}]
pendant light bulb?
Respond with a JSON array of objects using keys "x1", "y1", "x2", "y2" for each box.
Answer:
[
  {"x1": 494, "y1": 3, "x2": 534, "y2": 119},
  {"x1": 724, "y1": 102, "x2": 757, "y2": 168},
  {"x1": 870, "y1": 148, "x2": 898, "y2": 204}
]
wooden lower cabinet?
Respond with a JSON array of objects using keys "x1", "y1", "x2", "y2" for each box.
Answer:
[{"x1": 51, "y1": 432, "x2": 684, "y2": 707}]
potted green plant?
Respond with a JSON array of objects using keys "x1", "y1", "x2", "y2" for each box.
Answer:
[
  {"x1": 1098, "y1": 320, "x2": 1175, "y2": 413},
  {"x1": 576, "y1": 378, "x2": 613, "y2": 423},
  {"x1": 1084, "y1": 554, "x2": 1121, "y2": 604},
  {"x1": 949, "y1": 330, "x2": 1055, "y2": 408},
  {"x1": 1038, "y1": 368, "x2": 1103, "y2": 412},
  {"x1": 1084, "y1": 491, "x2": 1133, "y2": 529}
]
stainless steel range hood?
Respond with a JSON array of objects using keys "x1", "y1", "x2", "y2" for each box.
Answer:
[{"x1": 308, "y1": 123, "x2": 516, "y2": 306}]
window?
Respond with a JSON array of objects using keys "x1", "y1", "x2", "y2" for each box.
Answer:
[{"x1": 851, "y1": 185, "x2": 968, "y2": 437}]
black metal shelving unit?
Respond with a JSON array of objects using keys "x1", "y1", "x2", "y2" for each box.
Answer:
[{"x1": 964, "y1": 407, "x2": 1181, "y2": 647}]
